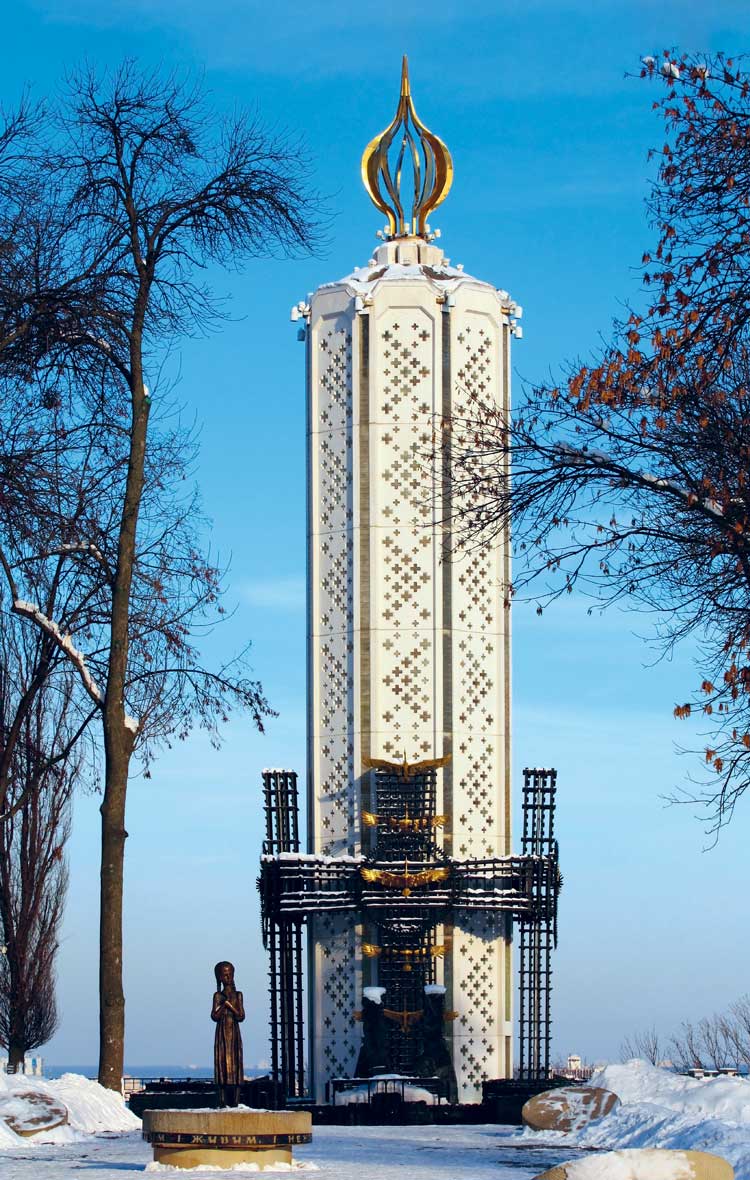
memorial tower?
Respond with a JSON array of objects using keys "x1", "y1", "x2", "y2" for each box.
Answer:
[{"x1": 302, "y1": 60, "x2": 522, "y2": 1102}]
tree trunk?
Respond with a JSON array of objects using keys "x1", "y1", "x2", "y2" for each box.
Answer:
[
  {"x1": 7, "y1": 996, "x2": 25, "y2": 1072},
  {"x1": 97, "y1": 307, "x2": 148, "y2": 1090},
  {"x1": 7, "y1": 1039, "x2": 24, "y2": 1072},
  {"x1": 97, "y1": 737, "x2": 130, "y2": 1091}
]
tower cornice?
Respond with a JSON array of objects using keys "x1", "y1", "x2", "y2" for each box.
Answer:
[{"x1": 313, "y1": 258, "x2": 521, "y2": 327}]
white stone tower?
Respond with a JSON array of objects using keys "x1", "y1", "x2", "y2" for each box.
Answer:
[{"x1": 302, "y1": 59, "x2": 521, "y2": 1103}]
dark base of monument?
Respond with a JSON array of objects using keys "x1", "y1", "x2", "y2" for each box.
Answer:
[
  {"x1": 327, "y1": 1076, "x2": 451, "y2": 1106},
  {"x1": 304, "y1": 1101, "x2": 489, "y2": 1126},
  {"x1": 129, "y1": 1076, "x2": 281, "y2": 1119},
  {"x1": 296, "y1": 1078, "x2": 568, "y2": 1126},
  {"x1": 130, "y1": 1075, "x2": 565, "y2": 1124}
]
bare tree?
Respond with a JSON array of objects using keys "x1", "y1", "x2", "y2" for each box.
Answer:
[
  {"x1": 622, "y1": 997, "x2": 750, "y2": 1072},
  {"x1": 668, "y1": 1011, "x2": 741, "y2": 1072},
  {"x1": 446, "y1": 51, "x2": 750, "y2": 835},
  {"x1": 0, "y1": 623, "x2": 85, "y2": 1070},
  {"x1": 724, "y1": 996, "x2": 750, "y2": 1063},
  {"x1": 620, "y1": 1026, "x2": 663, "y2": 1065},
  {"x1": 0, "y1": 62, "x2": 319, "y2": 1088},
  {"x1": 667, "y1": 1021, "x2": 703, "y2": 1072}
]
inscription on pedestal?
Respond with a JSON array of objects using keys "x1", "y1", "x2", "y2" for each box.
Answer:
[{"x1": 141, "y1": 1109, "x2": 312, "y2": 1171}]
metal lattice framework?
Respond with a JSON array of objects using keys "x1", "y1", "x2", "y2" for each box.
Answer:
[
  {"x1": 261, "y1": 770, "x2": 305, "y2": 1099},
  {"x1": 260, "y1": 855, "x2": 554, "y2": 919},
  {"x1": 365, "y1": 766, "x2": 441, "y2": 1076},
  {"x1": 260, "y1": 765, "x2": 560, "y2": 1099},
  {"x1": 517, "y1": 768, "x2": 559, "y2": 1081}
]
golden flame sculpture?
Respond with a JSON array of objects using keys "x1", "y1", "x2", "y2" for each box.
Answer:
[{"x1": 361, "y1": 56, "x2": 453, "y2": 239}]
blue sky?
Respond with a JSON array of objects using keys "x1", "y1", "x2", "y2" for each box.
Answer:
[{"x1": 3, "y1": 0, "x2": 750, "y2": 1071}]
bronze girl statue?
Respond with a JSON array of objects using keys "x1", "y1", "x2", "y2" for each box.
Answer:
[{"x1": 211, "y1": 960, "x2": 245, "y2": 1106}]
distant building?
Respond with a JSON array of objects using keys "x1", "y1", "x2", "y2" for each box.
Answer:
[
  {"x1": 553, "y1": 1053, "x2": 593, "y2": 1081},
  {"x1": 687, "y1": 1066, "x2": 739, "y2": 1079},
  {"x1": 1, "y1": 1055, "x2": 43, "y2": 1076}
]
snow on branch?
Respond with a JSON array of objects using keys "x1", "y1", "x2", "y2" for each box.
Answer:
[
  {"x1": 59, "y1": 540, "x2": 106, "y2": 561},
  {"x1": 554, "y1": 443, "x2": 727, "y2": 520},
  {"x1": 56, "y1": 541, "x2": 114, "y2": 582},
  {"x1": 12, "y1": 598, "x2": 104, "y2": 707},
  {"x1": 11, "y1": 600, "x2": 142, "y2": 737}
]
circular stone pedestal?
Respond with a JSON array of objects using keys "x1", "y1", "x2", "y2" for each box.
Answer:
[{"x1": 141, "y1": 1108, "x2": 312, "y2": 1170}]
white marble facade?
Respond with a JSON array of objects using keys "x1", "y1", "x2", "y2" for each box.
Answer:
[{"x1": 306, "y1": 237, "x2": 517, "y2": 1102}]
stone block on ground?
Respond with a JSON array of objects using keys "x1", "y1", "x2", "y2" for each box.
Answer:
[
  {"x1": 534, "y1": 1147, "x2": 734, "y2": 1180},
  {"x1": 0, "y1": 1089, "x2": 69, "y2": 1137},
  {"x1": 141, "y1": 1106, "x2": 312, "y2": 1170},
  {"x1": 522, "y1": 1086, "x2": 620, "y2": 1133}
]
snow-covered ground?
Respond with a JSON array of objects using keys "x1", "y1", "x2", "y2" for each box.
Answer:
[
  {"x1": 0, "y1": 1122, "x2": 580, "y2": 1179},
  {"x1": 0, "y1": 1061, "x2": 749, "y2": 1179},
  {"x1": 0, "y1": 1069, "x2": 579, "y2": 1178}
]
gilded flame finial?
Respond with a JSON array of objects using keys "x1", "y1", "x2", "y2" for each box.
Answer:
[{"x1": 361, "y1": 57, "x2": 453, "y2": 240}]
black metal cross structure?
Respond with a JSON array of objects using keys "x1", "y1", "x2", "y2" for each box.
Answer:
[{"x1": 258, "y1": 766, "x2": 560, "y2": 1101}]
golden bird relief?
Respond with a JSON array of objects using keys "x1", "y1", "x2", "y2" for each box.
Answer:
[
  {"x1": 361, "y1": 808, "x2": 448, "y2": 831},
  {"x1": 359, "y1": 864, "x2": 451, "y2": 896},
  {"x1": 383, "y1": 1006, "x2": 423, "y2": 1034},
  {"x1": 358, "y1": 1005, "x2": 456, "y2": 1026},
  {"x1": 360, "y1": 944, "x2": 445, "y2": 960},
  {"x1": 393, "y1": 814, "x2": 448, "y2": 831},
  {"x1": 362, "y1": 752, "x2": 452, "y2": 781}
]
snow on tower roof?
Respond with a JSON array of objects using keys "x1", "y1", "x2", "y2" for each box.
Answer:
[{"x1": 316, "y1": 238, "x2": 520, "y2": 318}]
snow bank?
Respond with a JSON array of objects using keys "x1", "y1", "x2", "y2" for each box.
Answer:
[
  {"x1": 592, "y1": 1061, "x2": 750, "y2": 1125},
  {"x1": 0, "y1": 1071, "x2": 139, "y2": 1145},
  {"x1": 47, "y1": 1073, "x2": 140, "y2": 1133},
  {"x1": 522, "y1": 1061, "x2": 750, "y2": 1180}
]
